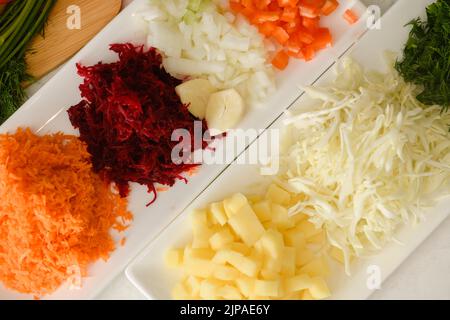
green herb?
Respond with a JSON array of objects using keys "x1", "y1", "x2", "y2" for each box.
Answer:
[
  {"x1": 0, "y1": 0, "x2": 56, "y2": 124},
  {"x1": 395, "y1": 0, "x2": 450, "y2": 111}
]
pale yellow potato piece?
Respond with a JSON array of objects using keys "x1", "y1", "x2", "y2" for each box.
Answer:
[
  {"x1": 252, "y1": 200, "x2": 272, "y2": 222},
  {"x1": 254, "y1": 279, "x2": 280, "y2": 297},
  {"x1": 223, "y1": 193, "x2": 248, "y2": 218},
  {"x1": 309, "y1": 277, "x2": 331, "y2": 299},
  {"x1": 173, "y1": 282, "x2": 190, "y2": 300},
  {"x1": 329, "y1": 246, "x2": 349, "y2": 265},
  {"x1": 213, "y1": 265, "x2": 240, "y2": 281},
  {"x1": 189, "y1": 248, "x2": 215, "y2": 260},
  {"x1": 185, "y1": 276, "x2": 201, "y2": 297},
  {"x1": 307, "y1": 231, "x2": 325, "y2": 244},
  {"x1": 265, "y1": 184, "x2": 291, "y2": 206},
  {"x1": 217, "y1": 285, "x2": 243, "y2": 300},
  {"x1": 184, "y1": 258, "x2": 215, "y2": 278},
  {"x1": 295, "y1": 248, "x2": 315, "y2": 267},
  {"x1": 209, "y1": 228, "x2": 234, "y2": 251},
  {"x1": 281, "y1": 247, "x2": 296, "y2": 277},
  {"x1": 258, "y1": 229, "x2": 284, "y2": 259},
  {"x1": 300, "y1": 289, "x2": 314, "y2": 300},
  {"x1": 199, "y1": 280, "x2": 218, "y2": 300},
  {"x1": 270, "y1": 203, "x2": 294, "y2": 229},
  {"x1": 226, "y1": 242, "x2": 251, "y2": 256},
  {"x1": 296, "y1": 220, "x2": 322, "y2": 238},
  {"x1": 235, "y1": 277, "x2": 254, "y2": 298},
  {"x1": 285, "y1": 274, "x2": 312, "y2": 293},
  {"x1": 165, "y1": 248, "x2": 183, "y2": 267},
  {"x1": 191, "y1": 209, "x2": 213, "y2": 248},
  {"x1": 284, "y1": 227, "x2": 306, "y2": 249},
  {"x1": 228, "y1": 203, "x2": 265, "y2": 246},
  {"x1": 209, "y1": 202, "x2": 227, "y2": 226},
  {"x1": 247, "y1": 194, "x2": 263, "y2": 204},
  {"x1": 213, "y1": 250, "x2": 259, "y2": 277},
  {"x1": 299, "y1": 257, "x2": 330, "y2": 277}
]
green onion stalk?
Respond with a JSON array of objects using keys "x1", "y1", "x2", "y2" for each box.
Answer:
[{"x1": 0, "y1": 0, "x2": 56, "y2": 124}]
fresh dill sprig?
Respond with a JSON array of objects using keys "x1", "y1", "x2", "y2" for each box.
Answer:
[{"x1": 395, "y1": 0, "x2": 450, "y2": 112}]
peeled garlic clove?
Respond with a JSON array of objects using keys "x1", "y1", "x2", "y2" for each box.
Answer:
[
  {"x1": 176, "y1": 78, "x2": 216, "y2": 119},
  {"x1": 205, "y1": 88, "x2": 245, "y2": 135}
]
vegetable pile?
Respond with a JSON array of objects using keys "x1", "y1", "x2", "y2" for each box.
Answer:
[
  {"x1": 0, "y1": 128, "x2": 132, "y2": 297},
  {"x1": 277, "y1": 57, "x2": 450, "y2": 273},
  {"x1": 140, "y1": 0, "x2": 275, "y2": 108},
  {"x1": 395, "y1": 0, "x2": 450, "y2": 110},
  {"x1": 68, "y1": 43, "x2": 207, "y2": 204},
  {"x1": 167, "y1": 187, "x2": 331, "y2": 300},
  {"x1": 229, "y1": 0, "x2": 338, "y2": 70},
  {"x1": 0, "y1": 0, "x2": 56, "y2": 123}
]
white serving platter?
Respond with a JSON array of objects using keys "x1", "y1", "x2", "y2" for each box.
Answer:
[
  {"x1": 0, "y1": 0, "x2": 367, "y2": 299},
  {"x1": 126, "y1": 0, "x2": 450, "y2": 300}
]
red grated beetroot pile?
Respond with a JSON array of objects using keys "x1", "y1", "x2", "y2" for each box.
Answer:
[{"x1": 68, "y1": 43, "x2": 207, "y2": 205}]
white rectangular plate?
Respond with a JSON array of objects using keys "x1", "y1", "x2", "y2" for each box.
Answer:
[
  {"x1": 126, "y1": 0, "x2": 450, "y2": 300},
  {"x1": 0, "y1": 0, "x2": 367, "y2": 299}
]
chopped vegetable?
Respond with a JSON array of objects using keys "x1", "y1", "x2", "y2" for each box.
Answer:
[
  {"x1": 343, "y1": 9, "x2": 358, "y2": 25},
  {"x1": 167, "y1": 188, "x2": 331, "y2": 300},
  {"x1": 229, "y1": 0, "x2": 338, "y2": 69},
  {"x1": 0, "y1": 128, "x2": 132, "y2": 297},
  {"x1": 68, "y1": 43, "x2": 207, "y2": 205},
  {"x1": 0, "y1": 0, "x2": 56, "y2": 123},
  {"x1": 278, "y1": 57, "x2": 450, "y2": 273},
  {"x1": 139, "y1": 0, "x2": 275, "y2": 107},
  {"x1": 395, "y1": 0, "x2": 450, "y2": 110}
]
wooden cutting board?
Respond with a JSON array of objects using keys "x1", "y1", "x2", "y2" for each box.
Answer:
[{"x1": 25, "y1": 0, "x2": 122, "y2": 79}]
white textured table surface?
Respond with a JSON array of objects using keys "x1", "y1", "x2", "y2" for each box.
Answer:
[{"x1": 26, "y1": 0, "x2": 450, "y2": 300}]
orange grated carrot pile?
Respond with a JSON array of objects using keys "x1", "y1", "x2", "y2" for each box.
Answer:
[{"x1": 0, "y1": 128, "x2": 132, "y2": 297}]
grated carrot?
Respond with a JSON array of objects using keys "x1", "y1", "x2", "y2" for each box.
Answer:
[{"x1": 0, "y1": 128, "x2": 133, "y2": 297}]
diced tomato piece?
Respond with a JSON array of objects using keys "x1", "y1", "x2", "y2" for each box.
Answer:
[
  {"x1": 272, "y1": 50, "x2": 290, "y2": 70},
  {"x1": 229, "y1": 1, "x2": 245, "y2": 13},
  {"x1": 278, "y1": 0, "x2": 299, "y2": 7},
  {"x1": 321, "y1": 0, "x2": 339, "y2": 16},
  {"x1": 272, "y1": 26, "x2": 290, "y2": 44},
  {"x1": 256, "y1": 0, "x2": 272, "y2": 10},
  {"x1": 343, "y1": 9, "x2": 359, "y2": 25},
  {"x1": 297, "y1": 29, "x2": 314, "y2": 44}
]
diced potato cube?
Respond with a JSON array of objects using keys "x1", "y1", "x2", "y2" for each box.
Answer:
[
  {"x1": 285, "y1": 274, "x2": 312, "y2": 293},
  {"x1": 213, "y1": 265, "x2": 240, "y2": 281},
  {"x1": 260, "y1": 269, "x2": 279, "y2": 281},
  {"x1": 189, "y1": 248, "x2": 215, "y2": 260},
  {"x1": 262, "y1": 256, "x2": 282, "y2": 274},
  {"x1": 235, "y1": 277, "x2": 254, "y2": 298},
  {"x1": 209, "y1": 229, "x2": 234, "y2": 250},
  {"x1": 258, "y1": 229, "x2": 284, "y2": 259},
  {"x1": 296, "y1": 220, "x2": 321, "y2": 238},
  {"x1": 228, "y1": 203, "x2": 265, "y2": 246},
  {"x1": 173, "y1": 282, "x2": 190, "y2": 300},
  {"x1": 209, "y1": 202, "x2": 227, "y2": 226},
  {"x1": 271, "y1": 204, "x2": 294, "y2": 229},
  {"x1": 247, "y1": 194, "x2": 263, "y2": 204},
  {"x1": 226, "y1": 242, "x2": 251, "y2": 256},
  {"x1": 191, "y1": 209, "x2": 208, "y2": 229},
  {"x1": 284, "y1": 228, "x2": 306, "y2": 249},
  {"x1": 252, "y1": 200, "x2": 272, "y2": 222},
  {"x1": 223, "y1": 193, "x2": 248, "y2": 218},
  {"x1": 281, "y1": 247, "x2": 296, "y2": 277},
  {"x1": 291, "y1": 213, "x2": 308, "y2": 224},
  {"x1": 265, "y1": 184, "x2": 291, "y2": 206},
  {"x1": 191, "y1": 209, "x2": 213, "y2": 248},
  {"x1": 165, "y1": 248, "x2": 183, "y2": 267},
  {"x1": 199, "y1": 280, "x2": 218, "y2": 300},
  {"x1": 217, "y1": 285, "x2": 243, "y2": 300},
  {"x1": 299, "y1": 257, "x2": 330, "y2": 277},
  {"x1": 254, "y1": 280, "x2": 280, "y2": 297},
  {"x1": 185, "y1": 276, "x2": 201, "y2": 297},
  {"x1": 309, "y1": 277, "x2": 331, "y2": 299},
  {"x1": 213, "y1": 250, "x2": 258, "y2": 277},
  {"x1": 295, "y1": 248, "x2": 315, "y2": 267},
  {"x1": 184, "y1": 258, "x2": 215, "y2": 278}
]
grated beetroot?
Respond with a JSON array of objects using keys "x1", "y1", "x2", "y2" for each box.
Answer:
[{"x1": 68, "y1": 43, "x2": 207, "y2": 205}]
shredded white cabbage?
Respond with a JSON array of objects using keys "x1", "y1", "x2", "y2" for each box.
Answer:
[
  {"x1": 278, "y1": 56, "x2": 450, "y2": 274},
  {"x1": 137, "y1": 0, "x2": 276, "y2": 107}
]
